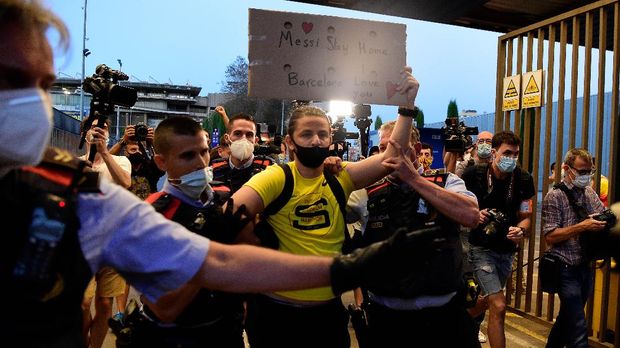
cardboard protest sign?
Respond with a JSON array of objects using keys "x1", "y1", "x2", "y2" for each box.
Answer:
[{"x1": 248, "y1": 9, "x2": 407, "y2": 105}]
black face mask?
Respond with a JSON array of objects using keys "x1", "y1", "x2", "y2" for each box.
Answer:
[
  {"x1": 127, "y1": 153, "x2": 145, "y2": 166},
  {"x1": 292, "y1": 141, "x2": 330, "y2": 168}
]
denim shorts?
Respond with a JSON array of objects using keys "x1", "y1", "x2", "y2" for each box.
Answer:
[{"x1": 469, "y1": 246, "x2": 514, "y2": 295}]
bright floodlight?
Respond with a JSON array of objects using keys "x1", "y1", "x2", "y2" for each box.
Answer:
[{"x1": 328, "y1": 100, "x2": 353, "y2": 123}]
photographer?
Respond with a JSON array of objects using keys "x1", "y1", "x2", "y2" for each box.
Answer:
[
  {"x1": 461, "y1": 131, "x2": 535, "y2": 348},
  {"x1": 542, "y1": 148, "x2": 606, "y2": 348},
  {"x1": 110, "y1": 124, "x2": 164, "y2": 200},
  {"x1": 211, "y1": 112, "x2": 274, "y2": 193}
]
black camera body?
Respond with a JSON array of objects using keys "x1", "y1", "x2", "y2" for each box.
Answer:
[
  {"x1": 483, "y1": 208, "x2": 510, "y2": 236},
  {"x1": 593, "y1": 209, "x2": 617, "y2": 226},
  {"x1": 80, "y1": 64, "x2": 139, "y2": 162},
  {"x1": 442, "y1": 118, "x2": 478, "y2": 153},
  {"x1": 82, "y1": 64, "x2": 137, "y2": 113},
  {"x1": 254, "y1": 144, "x2": 281, "y2": 157},
  {"x1": 133, "y1": 123, "x2": 149, "y2": 142}
]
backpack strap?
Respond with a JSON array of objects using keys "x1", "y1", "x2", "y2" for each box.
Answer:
[
  {"x1": 263, "y1": 163, "x2": 294, "y2": 216},
  {"x1": 323, "y1": 168, "x2": 351, "y2": 252},
  {"x1": 554, "y1": 182, "x2": 589, "y2": 220}
]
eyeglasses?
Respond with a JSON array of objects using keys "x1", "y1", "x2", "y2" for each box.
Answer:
[
  {"x1": 570, "y1": 166, "x2": 596, "y2": 176},
  {"x1": 477, "y1": 139, "x2": 492, "y2": 144}
]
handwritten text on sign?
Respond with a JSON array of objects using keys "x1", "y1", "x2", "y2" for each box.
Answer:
[{"x1": 248, "y1": 9, "x2": 407, "y2": 105}]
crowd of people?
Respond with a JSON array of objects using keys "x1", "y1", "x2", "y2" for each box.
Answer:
[{"x1": 2, "y1": 1, "x2": 619, "y2": 348}]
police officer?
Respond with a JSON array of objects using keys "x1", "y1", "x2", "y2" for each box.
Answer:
[
  {"x1": 0, "y1": 2, "x2": 429, "y2": 346},
  {"x1": 211, "y1": 112, "x2": 274, "y2": 193},
  {"x1": 121, "y1": 117, "x2": 247, "y2": 347},
  {"x1": 348, "y1": 120, "x2": 481, "y2": 348}
]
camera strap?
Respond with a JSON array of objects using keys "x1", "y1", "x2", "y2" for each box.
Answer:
[{"x1": 554, "y1": 183, "x2": 589, "y2": 221}]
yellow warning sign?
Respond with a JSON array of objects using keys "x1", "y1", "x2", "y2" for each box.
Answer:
[
  {"x1": 502, "y1": 75, "x2": 520, "y2": 111},
  {"x1": 521, "y1": 70, "x2": 544, "y2": 109},
  {"x1": 524, "y1": 75, "x2": 539, "y2": 94},
  {"x1": 504, "y1": 80, "x2": 518, "y2": 98}
]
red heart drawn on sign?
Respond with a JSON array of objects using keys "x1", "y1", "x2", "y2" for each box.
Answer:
[
  {"x1": 386, "y1": 81, "x2": 398, "y2": 99},
  {"x1": 302, "y1": 22, "x2": 313, "y2": 34}
]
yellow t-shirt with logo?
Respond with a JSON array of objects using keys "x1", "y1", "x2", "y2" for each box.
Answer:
[{"x1": 245, "y1": 161, "x2": 355, "y2": 301}]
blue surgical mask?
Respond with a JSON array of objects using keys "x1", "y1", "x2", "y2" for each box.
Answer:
[
  {"x1": 477, "y1": 143, "x2": 492, "y2": 158},
  {"x1": 570, "y1": 169, "x2": 592, "y2": 188},
  {"x1": 497, "y1": 156, "x2": 517, "y2": 173},
  {"x1": 169, "y1": 168, "x2": 210, "y2": 200},
  {"x1": 0, "y1": 88, "x2": 53, "y2": 174}
]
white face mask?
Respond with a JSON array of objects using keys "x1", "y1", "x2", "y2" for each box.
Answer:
[
  {"x1": 569, "y1": 168, "x2": 593, "y2": 188},
  {"x1": 169, "y1": 167, "x2": 210, "y2": 200},
  {"x1": 477, "y1": 143, "x2": 492, "y2": 158},
  {"x1": 0, "y1": 88, "x2": 53, "y2": 174},
  {"x1": 230, "y1": 138, "x2": 254, "y2": 161}
]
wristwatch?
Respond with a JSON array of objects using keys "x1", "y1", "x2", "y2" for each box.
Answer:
[{"x1": 398, "y1": 106, "x2": 419, "y2": 118}]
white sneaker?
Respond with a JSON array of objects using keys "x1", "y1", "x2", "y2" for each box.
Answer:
[{"x1": 478, "y1": 330, "x2": 487, "y2": 343}]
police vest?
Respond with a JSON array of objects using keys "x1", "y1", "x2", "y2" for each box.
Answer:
[
  {"x1": 144, "y1": 184, "x2": 244, "y2": 327},
  {"x1": 361, "y1": 174, "x2": 463, "y2": 298},
  {"x1": 0, "y1": 147, "x2": 94, "y2": 345},
  {"x1": 211, "y1": 156, "x2": 274, "y2": 193}
]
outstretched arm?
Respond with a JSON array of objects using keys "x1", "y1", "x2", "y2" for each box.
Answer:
[
  {"x1": 346, "y1": 67, "x2": 420, "y2": 189},
  {"x1": 190, "y1": 242, "x2": 332, "y2": 293},
  {"x1": 382, "y1": 140, "x2": 479, "y2": 228}
]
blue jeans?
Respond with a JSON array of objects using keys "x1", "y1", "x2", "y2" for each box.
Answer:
[{"x1": 546, "y1": 262, "x2": 593, "y2": 348}]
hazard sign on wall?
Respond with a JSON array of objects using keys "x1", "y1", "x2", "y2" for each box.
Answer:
[
  {"x1": 521, "y1": 70, "x2": 544, "y2": 108},
  {"x1": 502, "y1": 75, "x2": 520, "y2": 111}
]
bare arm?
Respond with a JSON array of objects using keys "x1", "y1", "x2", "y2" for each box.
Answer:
[
  {"x1": 190, "y1": 242, "x2": 332, "y2": 293},
  {"x1": 545, "y1": 217, "x2": 606, "y2": 245},
  {"x1": 347, "y1": 67, "x2": 420, "y2": 189},
  {"x1": 228, "y1": 185, "x2": 265, "y2": 244},
  {"x1": 215, "y1": 106, "x2": 230, "y2": 128},
  {"x1": 444, "y1": 152, "x2": 457, "y2": 173},
  {"x1": 101, "y1": 152, "x2": 131, "y2": 188},
  {"x1": 382, "y1": 140, "x2": 479, "y2": 228}
]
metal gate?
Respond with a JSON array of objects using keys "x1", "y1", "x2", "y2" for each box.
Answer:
[{"x1": 495, "y1": 0, "x2": 620, "y2": 345}]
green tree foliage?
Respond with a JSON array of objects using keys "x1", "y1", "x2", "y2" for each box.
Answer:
[
  {"x1": 447, "y1": 99, "x2": 459, "y2": 118},
  {"x1": 220, "y1": 56, "x2": 287, "y2": 131},
  {"x1": 374, "y1": 115, "x2": 383, "y2": 130},
  {"x1": 416, "y1": 109, "x2": 425, "y2": 128}
]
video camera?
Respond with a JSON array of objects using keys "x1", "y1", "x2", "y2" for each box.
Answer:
[
  {"x1": 80, "y1": 64, "x2": 138, "y2": 162},
  {"x1": 442, "y1": 117, "x2": 478, "y2": 153}
]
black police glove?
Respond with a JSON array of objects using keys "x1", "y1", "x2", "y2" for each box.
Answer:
[
  {"x1": 330, "y1": 226, "x2": 444, "y2": 296},
  {"x1": 212, "y1": 198, "x2": 251, "y2": 244},
  {"x1": 330, "y1": 228, "x2": 408, "y2": 296}
]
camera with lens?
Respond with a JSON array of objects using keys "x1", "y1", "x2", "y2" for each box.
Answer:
[
  {"x1": 583, "y1": 209, "x2": 618, "y2": 261},
  {"x1": 442, "y1": 117, "x2": 478, "y2": 153},
  {"x1": 80, "y1": 64, "x2": 139, "y2": 162},
  {"x1": 82, "y1": 64, "x2": 137, "y2": 111},
  {"x1": 254, "y1": 144, "x2": 281, "y2": 157},
  {"x1": 133, "y1": 123, "x2": 149, "y2": 142},
  {"x1": 593, "y1": 209, "x2": 617, "y2": 226},
  {"x1": 482, "y1": 208, "x2": 510, "y2": 236}
]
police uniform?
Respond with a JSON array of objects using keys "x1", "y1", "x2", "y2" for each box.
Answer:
[
  {"x1": 120, "y1": 180, "x2": 244, "y2": 348},
  {"x1": 1, "y1": 148, "x2": 210, "y2": 347},
  {"x1": 211, "y1": 154, "x2": 274, "y2": 193},
  {"x1": 358, "y1": 172, "x2": 480, "y2": 348}
]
